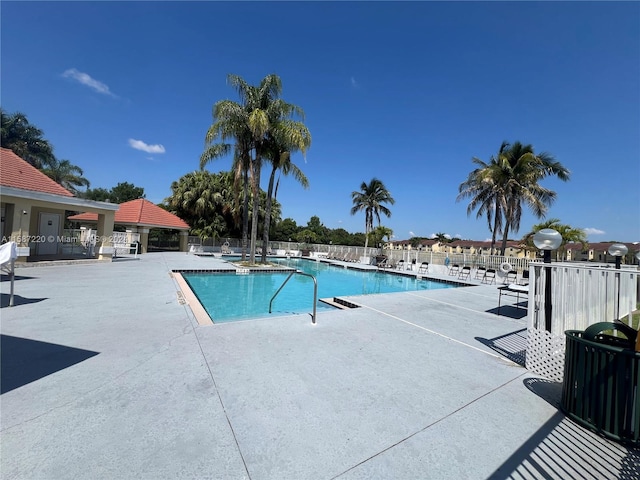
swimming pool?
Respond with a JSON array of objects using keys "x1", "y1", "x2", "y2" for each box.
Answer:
[{"x1": 181, "y1": 258, "x2": 458, "y2": 323}]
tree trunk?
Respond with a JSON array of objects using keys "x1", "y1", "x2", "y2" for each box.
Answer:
[
  {"x1": 500, "y1": 222, "x2": 510, "y2": 256},
  {"x1": 249, "y1": 156, "x2": 261, "y2": 265},
  {"x1": 261, "y1": 166, "x2": 277, "y2": 263},
  {"x1": 490, "y1": 214, "x2": 499, "y2": 255},
  {"x1": 241, "y1": 168, "x2": 249, "y2": 261}
]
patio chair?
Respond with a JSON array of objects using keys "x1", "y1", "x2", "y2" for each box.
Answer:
[
  {"x1": 483, "y1": 268, "x2": 496, "y2": 285},
  {"x1": 502, "y1": 270, "x2": 518, "y2": 285},
  {"x1": 0, "y1": 242, "x2": 17, "y2": 307},
  {"x1": 458, "y1": 266, "x2": 471, "y2": 281},
  {"x1": 475, "y1": 266, "x2": 487, "y2": 280},
  {"x1": 449, "y1": 264, "x2": 460, "y2": 276},
  {"x1": 396, "y1": 259, "x2": 406, "y2": 270},
  {"x1": 519, "y1": 269, "x2": 530, "y2": 286},
  {"x1": 417, "y1": 262, "x2": 429, "y2": 274}
]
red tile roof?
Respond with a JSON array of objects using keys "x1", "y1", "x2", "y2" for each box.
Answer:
[
  {"x1": 68, "y1": 199, "x2": 189, "y2": 230},
  {"x1": 0, "y1": 147, "x2": 74, "y2": 197}
]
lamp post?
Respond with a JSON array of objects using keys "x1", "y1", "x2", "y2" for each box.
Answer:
[
  {"x1": 608, "y1": 243, "x2": 628, "y2": 270},
  {"x1": 533, "y1": 229, "x2": 562, "y2": 332},
  {"x1": 608, "y1": 244, "x2": 628, "y2": 322}
]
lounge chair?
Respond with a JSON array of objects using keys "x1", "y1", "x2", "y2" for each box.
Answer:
[
  {"x1": 483, "y1": 268, "x2": 496, "y2": 285},
  {"x1": 417, "y1": 262, "x2": 429, "y2": 274},
  {"x1": 458, "y1": 266, "x2": 471, "y2": 281},
  {"x1": 497, "y1": 283, "x2": 529, "y2": 316}
]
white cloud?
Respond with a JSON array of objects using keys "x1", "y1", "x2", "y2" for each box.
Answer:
[
  {"x1": 350, "y1": 76, "x2": 359, "y2": 88},
  {"x1": 409, "y1": 231, "x2": 415, "y2": 237},
  {"x1": 62, "y1": 68, "x2": 116, "y2": 97},
  {"x1": 584, "y1": 227, "x2": 606, "y2": 235},
  {"x1": 128, "y1": 138, "x2": 166, "y2": 154},
  {"x1": 454, "y1": 233, "x2": 462, "y2": 239}
]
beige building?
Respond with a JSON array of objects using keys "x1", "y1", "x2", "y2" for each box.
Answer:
[
  {"x1": 565, "y1": 242, "x2": 640, "y2": 265},
  {"x1": 0, "y1": 148, "x2": 118, "y2": 262}
]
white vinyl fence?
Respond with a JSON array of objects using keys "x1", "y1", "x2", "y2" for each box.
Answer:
[{"x1": 526, "y1": 262, "x2": 638, "y2": 382}]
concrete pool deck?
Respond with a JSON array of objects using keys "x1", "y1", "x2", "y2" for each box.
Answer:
[{"x1": 1, "y1": 252, "x2": 637, "y2": 479}]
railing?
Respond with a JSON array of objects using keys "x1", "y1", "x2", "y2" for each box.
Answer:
[{"x1": 269, "y1": 270, "x2": 318, "y2": 324}]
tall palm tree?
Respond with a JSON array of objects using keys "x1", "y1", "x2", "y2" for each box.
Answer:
[
  {"x1": 202, "y1": 74, "x2": 310, "y2": 264},
  {"x1": 459, "y1": 141, "x2": 570, "y2": 255},
  {"x1": 521, "y1": 218, "x2": 588, "y2": 260},
  {"x1": 350, "y1": 178, "x2": 395, "y2": 252},
  {"x1": 1, "y1": 109, "x2": 55, "y2": 169},
  {"x1": 497, "y1": 142, "x2": 570, "y2": 254},
  {"x1": 260, "y1": 119, "x2": 311, "y2": 263},
  {"x1": 41, "y1": 158, "x2": 90, "y2": 195},
  {"x1": 201, "y1": 95, "x2": 251, "y2": 260},
  {"x1": 457, "y1": 142, "x2": 512, "y2": 253}
]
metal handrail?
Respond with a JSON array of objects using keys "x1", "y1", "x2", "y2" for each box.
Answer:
[{"x1": 269, "y1": 270, "x2": 318, "y2": 324}]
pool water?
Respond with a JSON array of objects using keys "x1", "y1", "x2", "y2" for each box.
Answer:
[{"x1": 182, "y1": 257, "x2": 457, "y2": 323}]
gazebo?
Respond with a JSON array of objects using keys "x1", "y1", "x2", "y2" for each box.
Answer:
[{"x1": 69, "y1": 199, "x2": 190, "y2": 253}]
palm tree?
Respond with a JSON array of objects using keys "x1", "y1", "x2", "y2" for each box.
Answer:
[
  {"x1": 371, "y1": 225, "x2": 393, "y2": 250},
  {"x1": 459, "y1": 141, "x2": 570, "y2": 255},
  {"x1": 432, "y1": 232, "x2": 451, "y2": 243},
  {"x1": 497, "y1": 142, "x2": 570, "y2": 254},
  {"x1": 260, "y1": 120, "x2": 311, "y2": 263},
  {"x1": 1, "y1": 109, "x2": 55, "y2": 169},
  {"x1": 350, "y1": 178, "x2": 395, "y2": 253},
  {"x1": 166, "y1": 170, "x2": 232, "y2": 241},
  {"x1": 202, "y1": 74, "x2": 310, "y2": 264},
  {"x1": 201, "y1": 94, "x2": 251, "y2": 260},
  {"x1": 41, "y1": 158, "x2": 90, "y2": 195},
  {"x1": 457, "y1": 143, "x2": 510, "y2": 253},
  {"x1": 521, "y1": 218, "x2": 588, "y2": 260}
]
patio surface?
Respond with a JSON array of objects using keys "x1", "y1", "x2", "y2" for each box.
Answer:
[{"x1": 1, "y1": 252, "x2": 638, "y2": 479}]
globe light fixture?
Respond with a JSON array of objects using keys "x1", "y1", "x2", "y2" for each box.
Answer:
[
  {"x1": 533, "y1": 228, "x2": 563, "y2": 263},
  {"x1": 533, "y1": 228, "x2": 562, "y2": 332},
  {"x1": 608, "y1": 243, "x2": 628, "y2": 269}
]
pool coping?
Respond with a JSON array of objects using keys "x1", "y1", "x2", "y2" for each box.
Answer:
[{"x1": 171, "y1": 271, "x2": 214, "y2": 326}]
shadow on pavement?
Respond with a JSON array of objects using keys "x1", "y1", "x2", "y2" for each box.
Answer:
[
  {"x1": 1, "y1": 334, "x2": 99, "y2": 394},
  {"x1": 475, "y1": 328, "x2": 527, "y2": 366},
  {"x1": 486, "y1": 305, "x2": 528, "y2": 319},
  {"x1": 488, "y1": 377, "x2": 640, "y2": 479},
  {"x1": 0, "y1": 294, "x2": 47, "y2": 308}
]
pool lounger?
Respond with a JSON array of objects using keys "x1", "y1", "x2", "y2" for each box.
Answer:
[{"x1": 497, "y1": 284, "x2": 529, "y2": 315}]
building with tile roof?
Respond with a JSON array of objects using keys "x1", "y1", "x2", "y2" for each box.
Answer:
[
  {"x1": 68, "y1": 198, "x2": 190, "y2": 253},
  {"x1": 0, "y1": 148, "x2": 119, "y2": 261}
]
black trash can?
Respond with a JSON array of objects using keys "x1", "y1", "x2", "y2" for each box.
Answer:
[{"x1": 561, "y1": 322, "x2": 639, "y2": 446}]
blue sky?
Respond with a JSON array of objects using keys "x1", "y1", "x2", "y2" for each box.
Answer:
[{"x1": 2, "y1": 1, "x2": 639, "y2": 242}]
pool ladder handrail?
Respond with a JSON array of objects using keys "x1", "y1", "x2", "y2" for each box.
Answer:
[{"x1": 269, "y1": 270, "x2": 318, "y2": 324}]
